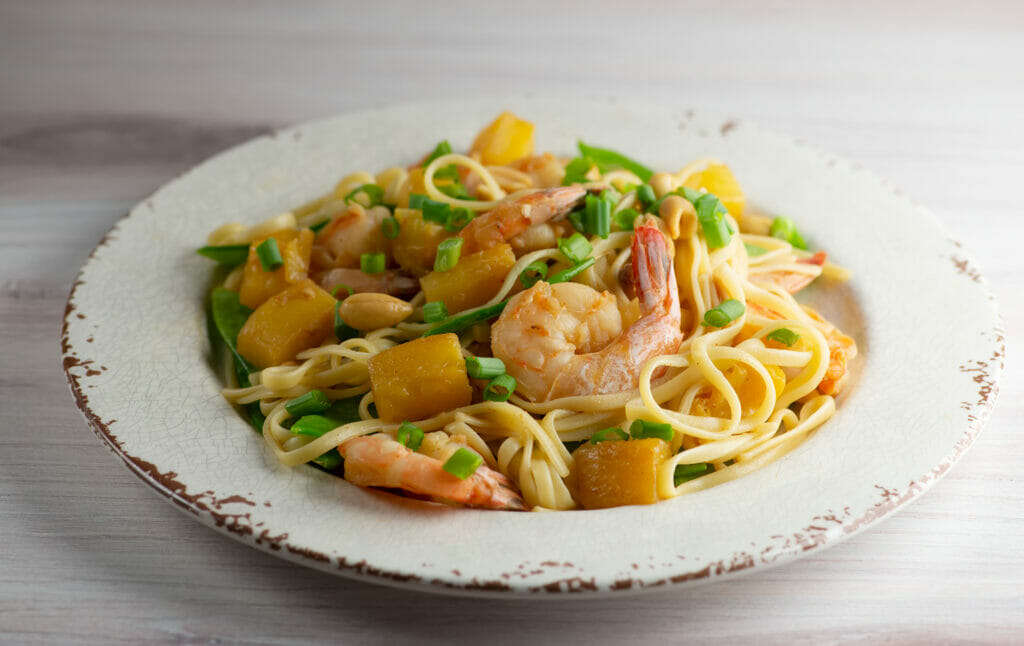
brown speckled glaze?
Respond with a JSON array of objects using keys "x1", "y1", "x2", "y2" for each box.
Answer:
[{"x1": 61, "y1": 102, "x2": 1005, "y2": 597}]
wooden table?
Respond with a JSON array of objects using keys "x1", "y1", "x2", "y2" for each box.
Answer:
[{"x1": 2, "y1": 1, "x2": 1021, "y2": 642}]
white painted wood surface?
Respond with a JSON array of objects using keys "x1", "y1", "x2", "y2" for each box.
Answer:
[{"x1": 1, "y1": 1, "x2": 1021, "y2": 642}]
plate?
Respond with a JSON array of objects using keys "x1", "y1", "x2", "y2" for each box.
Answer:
[{"x1": 61, "y1": 96, "x2": 1004, "y2": 596}]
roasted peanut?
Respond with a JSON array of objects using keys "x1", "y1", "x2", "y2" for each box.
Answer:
[
  {"x1": 659, "y1": 195, "x2": 698, "y2": 240},
  {"x1": 337, "y1": 292, "x2": 414, "y2": 331}
]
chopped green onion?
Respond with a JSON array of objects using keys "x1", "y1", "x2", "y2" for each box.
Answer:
[
  {"x1": 312, "y1": 449, "x2": 343, "y2": 471},
  {"x1": 408, "y1": 193, "x2": 428, "y2": 209},
  {"x1": 613, "y1": 208, "x2": 639, "y2": 231},
  {"x1": 519, "y1": 260, "x2": 548, "y2": 288},
  {"x1": 765, "y1": 328, "x2": 800, "y2": 347},
  {"x1": 256, "y1": 238, "x2": 283, "y2": 272},
  {"x1": 331, "y1": 283, "x2": 354, "y2": 298},
  {"x1": 443, "y1": 447, "x2": 483, "y2": 479},
  {"x1": 674, "y1": 462, "x2": 711, "y2": 486},
  {"x1": 483, "y1": 374, "x2": 517, "y2": 402},
  {"x1": 422, "y1": 301, "x2": 448, "y2": 323},
  {"x1": 584, "y1": 194, "x2": 611, "y2": 238},
  {"x1": 770, "y1": 216, "x2": 808, "y2": 250},
  {"x1": 680, "y1": 186, "x2": 704, "y2": 204},
  {"x1": 381, "y1": 216, "x2": 400, "y2": 239},
  {"x1": 557, "y1": 233, "x2": 592, "y2": 264},
  {"x1": 309, "y1": 219, "x2": 330, "y2": 234},
  {"x1": 423, "y1": 299, "x2": 507, "y2": 336},
  {"x1": 424, "y1": 140, "x2": 452, "y2": 165},
  {"x1": 635, "y1": 184, "x2": 656, "y2": 208},
  {"x1": 694, "y1": 193, "x2": 731, "y2": 249},
  {"x1": 344, "y1": 183, "x2": 384, "y2": 207},
  {"x1": 567, "y1": 209, "x2": 585, "y2": 233},
  {"x1": 703, "y1": 299, "x2": 745, "y2": 327},
  {"x1": 397, "y1": 421, "x2": 424, "y2": 451},
  {"x1": 433, "y1": 237, "x2": 463, "y2": 272},
  {"x1": 285, "y1": 390, "x2": 331, "y2": 417},
  {"x1": 629, "y1": 419, "x2": 674, "y2": 442},
  {"x1": 547, "y1": 257, "x2": 595, "y2": 284},
  {"x1": 465, "y1": 356, "x2": 506, "y2": 380},
  {"x1": 360, "y1": 252, "x2": 386, "y2": 274},
  {"x1": 744, "y1": 243, "x2": 768, "y2": 257},
  {"x1": 290, "y1": 414, "x2": 338, "y2": 438},
  {"x1": 422, "y1": 198, "x2": 451, "y2": 224},
  {"x1": 434, "y1": 164, "x2": 460, "y2": 181},
  {"x1": 562, "y1": 156, "x2": 597, "y2": 186},
  {"x1": 197, "y1": 244, "x2": 249, "y2": 266},
  {"x1": 438, "y1": 181, "x2": 471, "y2": 200},
  {"x1": 445, "y1": 207, "x2": 473, "y2": 232},
  {"x1": 577, "y1": 142, "x2": 654, "y2": 182},
  {"x1": 589, "y1": 427, "x2": 628, "y2": 444}
]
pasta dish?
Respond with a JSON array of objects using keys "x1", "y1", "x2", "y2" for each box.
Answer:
[{"x1": 200, "y1": 112, "x2": 857, "y2": 511}]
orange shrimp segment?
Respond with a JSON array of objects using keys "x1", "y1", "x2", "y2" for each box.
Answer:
[
  {"x1": 338, "y1": 434, "x2": 526, "y2": 511},
  {"x1": 491, "y1": 221, "x2": 683, "y2": 401},
  {"x1": 458, "y1": 186, "x2": 588, "y2": 254}
]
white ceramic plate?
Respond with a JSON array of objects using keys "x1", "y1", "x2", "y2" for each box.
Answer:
[{"x1": 62, "y1": 97, "x2": 1004, "y2": 597}]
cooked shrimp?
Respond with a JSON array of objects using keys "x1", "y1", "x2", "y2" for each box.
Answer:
[
  {"x1": 338, "y1": 433, "x2": 526, "y2": 510},
  {"x1": 311, "y1": 203, "x2": 389, "y2": 271},
  {"x1": 749, "y1": 250, "x2": 827, "y2": 295},
  {"x1": 314, "y1": 268, "x2": 419, "y2": 299},
  {"x1": 492, "y1": 222, "x2": 683, "y2": 400},
  {"x1": 458, "y1": 185, "x2": 589, "y2": 254}
]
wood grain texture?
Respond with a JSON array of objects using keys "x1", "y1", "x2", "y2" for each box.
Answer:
[{"x1": 1, "y1": 1, "x2": 1022, "y2": 643}]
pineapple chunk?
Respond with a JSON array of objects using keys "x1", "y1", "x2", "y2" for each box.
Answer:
[
  {"x1": 573, "y1": 438, "x2": 670, "y2": 509},
  {"x1": 683, "y1": 162, "x2": 745, "y2": 218},
  {"x1": 367, "y1": 333, "x2": 472, "y2": 422},
  {"x1": 392, "y1": 208, "x2": 448, "y2": 277},
  {"x1": 419, "y1": 244, "x2": 516, "y2": 313},
  {"x1": 470, "y1": 112, "x2": 535, "y2": 166},
  {"x1": 237, "y1": 278, "x2": 336, "y2": 369},
  {"x1": 238, "y1": 228, "x2": 314, "y2": 309}
]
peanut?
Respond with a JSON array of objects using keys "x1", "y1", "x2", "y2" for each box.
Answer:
[{"x1": 337, "y1": 292, "x2": 414, "y2": 331}]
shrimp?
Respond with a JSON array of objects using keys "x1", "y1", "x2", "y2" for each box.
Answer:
[
  {"x1": 458, "y1": 185, "x2": 589, "y2": 254},
  {"x1": 311, "y1": 203, "x2": 389, "y2": 271},
  {"x1": 314, "y1": 268, "x2": 419, "y2": 299},
  {"x1": 750, "y1": 251, "x2": 827, "y2": 295},
  {"x1": 338, "y1": 433, "x2": 526, "y2": 510},
  {"x1": 491, "y1": 222, "x2": 683, "y2": 401}
]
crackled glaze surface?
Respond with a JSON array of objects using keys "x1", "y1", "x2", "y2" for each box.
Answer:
[{"x1": 61, "y1": 97, "x2": 1003, "y2": 596}]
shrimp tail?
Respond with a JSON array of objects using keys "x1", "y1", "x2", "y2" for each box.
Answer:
[{"x1": 631, "y1": 221, "x2": 679, "y2": 318}]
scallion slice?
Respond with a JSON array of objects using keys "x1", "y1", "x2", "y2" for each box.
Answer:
[
  {"x1": 589, "y1": 427, "x2": 628, "y2": 444},
  {"x1": 613, "y1": 208, "x2": 639, "y2": 231},
  {"x1": 397, "y1": 421, "x2": 424, "y2": 451},
  {"x1": 483, "y1": 374, "x2": 516, "y2": 402},
  {"x1": 568, "y1": 209, "x2": 585, "y2": 233},
  {"x1": 703, "y1": 299, "x2": 745, "y2": 327},
  {"x1": 360, "y1": 252, "x2": 386, "y2": 274},
  {"x1": 381, "y1": 216, "x2": 400, "y2": 239},
  {"x1": 344, "y1": 183, "x2": 384, "y2": 207},
  {"x1": 445, "y1": 207, "x2": 473, "y2": 232},
  {"x1": 408, "y1": 193, "x2": 428, "y2": 210},
  {"x1": 290, "y1": 414, "x2": 338, "y2": 438},
  {"x1": 443, "y1": 447, "x2": 483, "y2": 479},
  {"x1": 285, "y1": 390, "x2": 331, "y2": 417},
  {"x1": 629, "y1": 419, "x2": 674, "y2": 442},
  {"x1": 765, "y1": 327, "x2": 800, "y2": 347},
  {"x1": 422, "y1": 301, "x2": 448, "y2": 323},
  {"x1": 197, "y1": 244, "x2": 249, "y2": 266},
  {"x1": 557, "y1": 233, "x2": 592, "y2": 264},
  {"x1": 674, "y1": 462, "x2": 711, "y2": 486},
  {"x1": 584, "y1": 194, "x2": 611, "y2": 238},
  {"x1": 424, "y1": 140, "x2": 452, "y2": 165},
  {"x1": 465, "y1": 356, "x2": 506, "y2": 380},
  {"x1": 769, "y1": 216, "x2": 808, "y2": 250},
  {"x1": 744, "y1": 243, "x2": 768, "y2": 257},
  {"x1": 433, "y1": 237, "x2": 463, "y2": 272},
  {"x1": 519, "y1": 260, "x2": 548, "y2": 288},
  {"x1": 635, "y1": 184, "x2": 656, "y2": 207},
  {"x1": 694, "y1": 193, "x2": 731, "y2": 249},
  {"x1": 256, "y1": 238, "x2": 283, "y2": 272},
  {"x1": 547, "y1": 257, "x2": 595, "y2": 284},
  {"x1": 577, "y1": 142, "x2": 654, "y2": 182},
  {"x1": 422, "y1": 198, "x2": 451, "y2": 224},
  {"x1": 331, "y1": 284, "x2": 354, "y2": 298}
]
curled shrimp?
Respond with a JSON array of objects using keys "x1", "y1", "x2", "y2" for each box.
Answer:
[
  {"x1": 311, "y1": 203, "x2": 390, "y2": 271},
  {"x1": 458, "y1": 185, "x2": 589, "y2": 254},
  {"x1": 492, "y1": 222, "x2": 683, "y2": 401},
  {"x1": 338, "y1": 434, "x2": 526, "y2": 510},
  {"x1": 314, "y1": 268, "x2": 419, "y2": 299}
]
